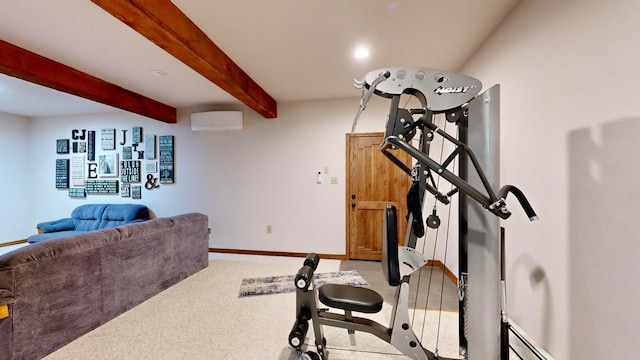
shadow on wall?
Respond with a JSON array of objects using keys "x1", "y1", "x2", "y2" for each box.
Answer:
[
  {"x1": 568, "y1": 118, "x2": 640, "y2": 359},
  {"x1": 510, "y1": 253, "x2": 552, "y2": 347}
]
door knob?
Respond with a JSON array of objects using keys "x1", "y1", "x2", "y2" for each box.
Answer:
[
  {"x1": 351, "y1": 203, "x2": 356, "y2": 208},
  {"x1": 351, "y1": 194, "x2": 356, "y2": 199}
]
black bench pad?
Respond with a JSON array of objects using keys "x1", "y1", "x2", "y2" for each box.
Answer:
[{"x1": 318, "y1": 284, "x2": 383, "y2": 313}]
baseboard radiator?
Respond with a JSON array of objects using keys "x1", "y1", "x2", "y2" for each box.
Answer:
[{"x1": 509, "y1": 321, "x2": 555, "y2": 360}]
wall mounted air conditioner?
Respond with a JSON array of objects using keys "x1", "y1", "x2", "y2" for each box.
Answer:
[{"x1": 191, "y1": 111, "x2": 243, "y2": 131}]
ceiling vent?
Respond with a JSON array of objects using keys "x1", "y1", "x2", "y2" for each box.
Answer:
[{"x1": 191, "y1": 111, "x2": 243, "y2": 131}]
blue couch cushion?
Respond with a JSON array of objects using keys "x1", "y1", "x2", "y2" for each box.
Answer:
[
  {"x1": 98, "y1": 204, "x2": 149, "y2": 229},
  {"x1": 28, "y1": 231, "x2": 83, "y2": 243},
  {"x1": 72, "y1": 204, "x2": 110, "y2": 231},
  {"x1": 29, "y1": 204, "x2": 150, "y2": 244}
]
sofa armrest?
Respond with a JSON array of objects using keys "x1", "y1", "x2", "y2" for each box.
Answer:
[{"x1": 37, "y1": 218, "x2": 75, "y2": 233}]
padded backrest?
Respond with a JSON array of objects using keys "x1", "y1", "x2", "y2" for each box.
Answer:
[
  {"x1": 99, "y1": 204, "x2": 149, "y2": 228},
  {"x1": 381, "y1": 205, "x2": 401, "y2": 286},
  {"x1": 71, "y1": 204, "x2": 149, "y2": 231},
  {"x1": 72, "y1": 204, "x2": 109, "y2": 231}
]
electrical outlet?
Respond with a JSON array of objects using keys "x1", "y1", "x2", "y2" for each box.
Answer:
[
  {"x1": 266, "y1": 225, "x2": 272, "y2": 233},
  {"x1": 331, "y1": 177, "x2": 338, "y2": 184}
]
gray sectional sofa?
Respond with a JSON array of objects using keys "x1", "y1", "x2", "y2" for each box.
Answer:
[{"x1": 0, "y1": 212, "x2": 209, "y2": 360}]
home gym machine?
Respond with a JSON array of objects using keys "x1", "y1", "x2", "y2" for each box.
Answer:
[{"x1": 288, "y1": 67, "x2": 538, "y2": 359}]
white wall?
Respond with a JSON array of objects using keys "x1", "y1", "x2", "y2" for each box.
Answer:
[
  {"x1": 462, "y1": 0, "x2": 640, "y2": 358},
  {"x1": 27, "y1": 112, "x2": 184, "y2": 224},
  {"x1": 23, "y1": 97, "x2": 397, "y2": 255},
  {"x1": 18, "y1": 90, "x2": 460, "y2": 266},
  {"x1": 182, "y1": 99, "x2": 363, "y2": 255},
  {"x1": 0, "y1": 112, "x2": 30, "y2": 241},
  {"x1": 184, "y1": 97, "x2": 411, "y2": 255}
]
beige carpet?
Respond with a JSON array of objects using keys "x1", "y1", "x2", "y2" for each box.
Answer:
[
  {"x1": 340, "y1": 260, "x2": 459, "y2": 312},
  {"x1": 44, "y1": 255, "x2": 461, "y2": 360}
]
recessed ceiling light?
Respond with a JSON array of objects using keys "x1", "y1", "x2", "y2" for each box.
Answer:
[
  {"x1": 354, "y1": 47, "x2": 370, "y2": 59},
  {"x1": 149, "y1": 69, "x2": 168, "y2": 77}
]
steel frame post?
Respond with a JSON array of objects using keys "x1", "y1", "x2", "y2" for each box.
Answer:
[{"x1": 459, "y1": 85, "x2": 502, "y2": 359}]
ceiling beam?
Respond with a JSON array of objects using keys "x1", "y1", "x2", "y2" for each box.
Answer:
[
  {"x1": 92, "y1": 0, "x2": 278, "y2": 119},
  {"x1": 0, "y1": 39, "x2": 176, "y2": 123},
  {"x1": 0, "y1": 40, "x2": 176, "y2": 123}
]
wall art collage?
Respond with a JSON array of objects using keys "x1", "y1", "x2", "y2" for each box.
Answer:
[{"x1": 55, "y1": 126, "x2": 174, "y2": 199}]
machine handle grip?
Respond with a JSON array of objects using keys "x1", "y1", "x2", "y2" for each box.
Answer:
[{"x1": 497, "y1": 185, "x2": 538, "y2": 221}]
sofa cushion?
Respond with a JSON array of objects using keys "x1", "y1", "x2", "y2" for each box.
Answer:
[
  {"x1": 27, "y1": 231, "x2": 82, "y2": 244},
  {"x1": 70, "y1": 204, "x2": 149, "y2": 231},
  {"x1": 72, "y1": 204, "x2": 110, "y2": 231},
  {"x1": 99, "y1": 204, "x2": 149, "y2": 229},
  {"x1": 28, "y1": 204, "x2": 150, "y2": 244}
]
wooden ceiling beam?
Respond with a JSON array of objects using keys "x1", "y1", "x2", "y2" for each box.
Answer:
[
  {"x1": 91, "y1": 0, "x2": 278, "y2": 118},
  {"x1": 0, "y1": 39, "x2": 176, "y2": 123}
]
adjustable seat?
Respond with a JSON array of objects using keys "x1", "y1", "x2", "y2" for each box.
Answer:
[
  {"x1": 318, "y1": 283, "x2": 383, "y2": 314},
  {"x1": 289, "y1": 206, "x2": 439, "y2": 359},
  {"x1": 317, "y1": 283, "x2": 384, "y2": 347}
]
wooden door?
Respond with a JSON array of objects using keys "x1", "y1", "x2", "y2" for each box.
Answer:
[{"x1": 346, "y1": 132, "x2": 412, "y2": 260}]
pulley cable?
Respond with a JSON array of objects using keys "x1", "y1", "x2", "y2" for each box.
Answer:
[
  {"x1": 410, "y1": 114, "x2": 440, "y2": 326},
  {"x1": 434, "y1": 187, "x2": 455, "y2": 354},
  {"x1": 433, "y1": 126, "x2": 459, "y2": 353},
  {"x1": 420, "y1": 123, "x2": 448, "y2": 332},
  {"x1": 411, "y1": 116, "x2": 450, "y2": 338}
]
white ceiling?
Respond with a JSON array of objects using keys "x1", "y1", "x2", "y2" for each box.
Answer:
[{"x1": 0, "y1": 0, "x2": 520, "y2": 118}]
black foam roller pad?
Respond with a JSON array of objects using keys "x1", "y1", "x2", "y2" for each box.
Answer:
[
  {"x1": 294, "y1": 265, "x2": 314, "y2": 290},
  {"x1": 288, "y1": 319, "x2": 309, "y2": 348},
  {"x1": 303, "y1": 253, "x2": 320, "y2": 271}
]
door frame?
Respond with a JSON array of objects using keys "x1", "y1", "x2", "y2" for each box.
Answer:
[{"x1": 345, "y1": 131, "x2": 410, "y2": 260}]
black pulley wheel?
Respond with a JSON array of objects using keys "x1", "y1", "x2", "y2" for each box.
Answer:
[{"x1": 426, "y1": 214, "x2": 441, "y2": 229}]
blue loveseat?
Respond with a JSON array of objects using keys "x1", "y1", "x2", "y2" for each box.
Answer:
[{"x1": 27, "y1": 204, "x2": 150, "y2": 243}]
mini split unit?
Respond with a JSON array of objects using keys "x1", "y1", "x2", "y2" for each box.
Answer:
[{"x1": 191, "y1": 111, "x2": 243, "y2": 131}]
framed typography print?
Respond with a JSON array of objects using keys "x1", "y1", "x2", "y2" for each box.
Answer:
[
  {"x1": 56, "y1": 139, "x2": 69, "y2": 154},
  {"x1": 158, "y1": 135, "x2": 174, "y2": 184},
  {"x1": 55, "y1": 159, "x2": 69, "y2": 189},
  {"x1": 101, "y1": 128, "x2": 115, "y2": 150}
]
